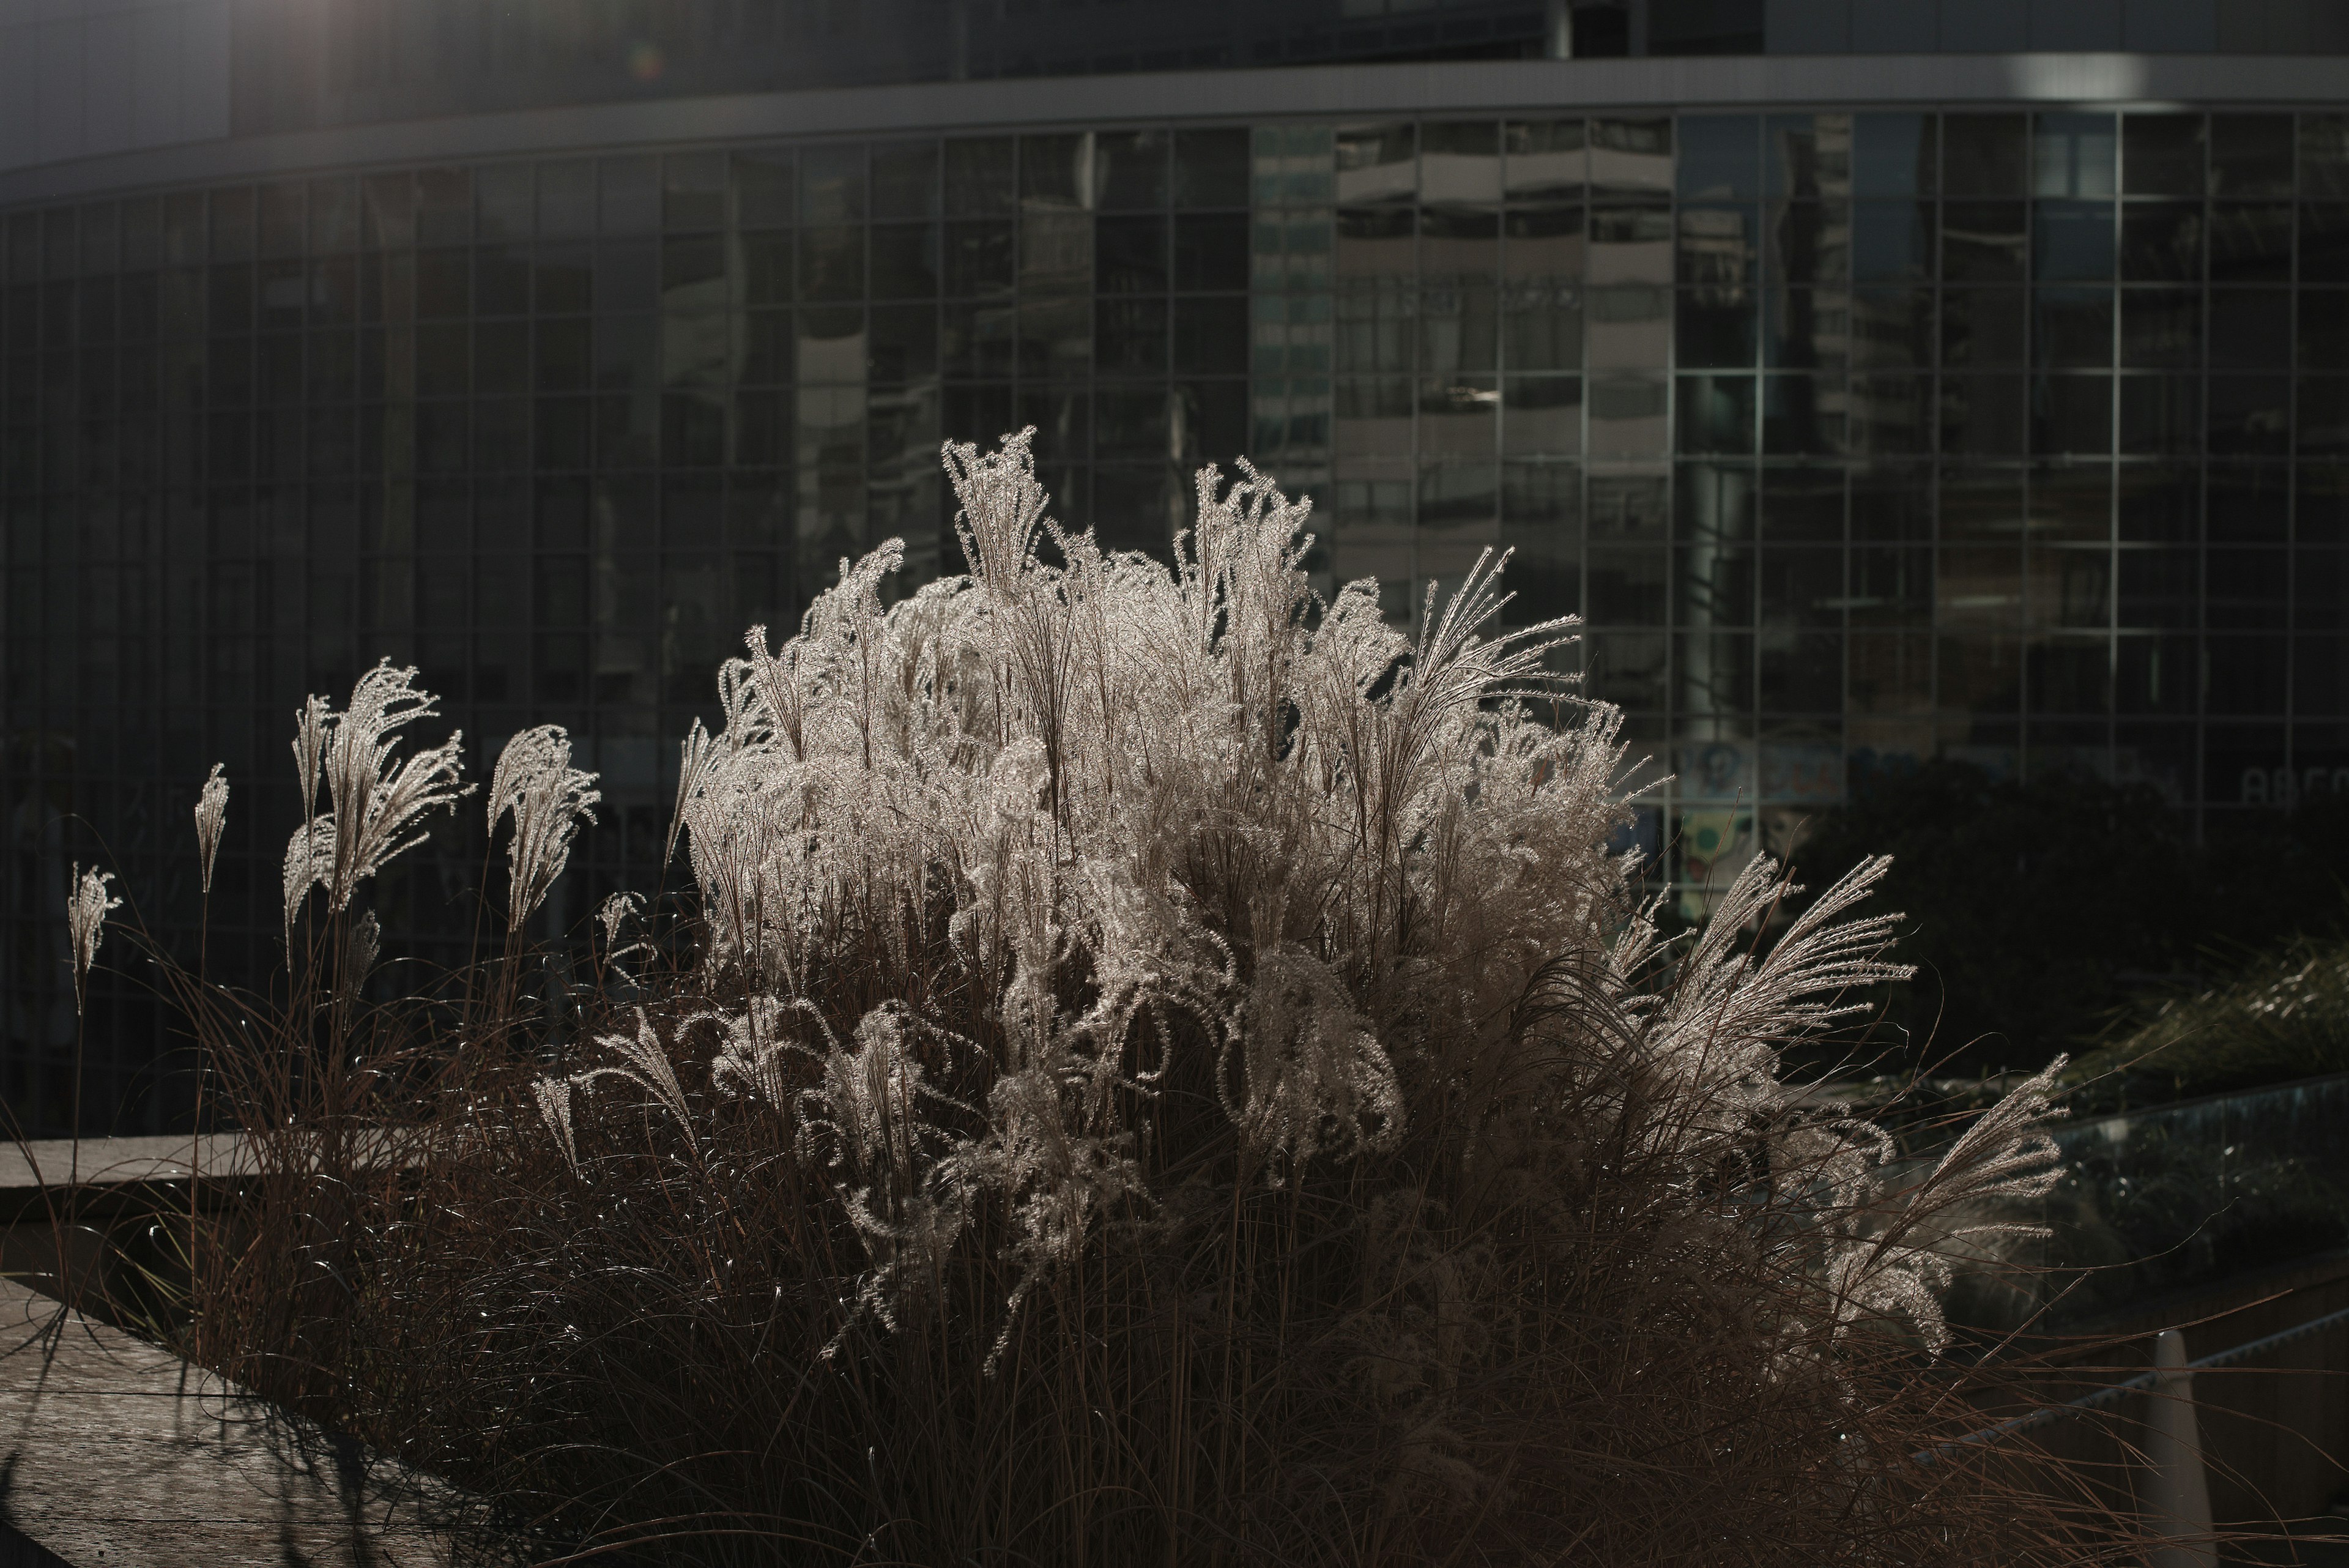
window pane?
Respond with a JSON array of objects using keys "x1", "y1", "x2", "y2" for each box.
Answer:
[{"x1": 1942, "y1": 288, "x2": 2026, "y2": 366}]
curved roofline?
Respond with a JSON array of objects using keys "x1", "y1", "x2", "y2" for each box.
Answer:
[{"x1": 5, "y1": 50, "x2": 2345, "y2": 207}]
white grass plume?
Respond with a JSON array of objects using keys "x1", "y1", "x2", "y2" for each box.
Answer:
[
  {"x1": 194, "y1": 764, "x2": 228, "y2": 896},
  {"x1": 556, "y1": 431, "x2": 2066, "y2": 1400},
  {"x1": 283, "y1": 662, "x2": 470, "y2": 942},
  {"x1": 488, "y1": 726, "x2": 601, "y2": 934},
  {"x1": 66, "y1": 864, "x2": 119, "y2": 1017}
]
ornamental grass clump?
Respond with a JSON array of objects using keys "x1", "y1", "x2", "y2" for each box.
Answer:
[{"x1": 149, "y1": 433, "x2": 2142, "y2": 1564}]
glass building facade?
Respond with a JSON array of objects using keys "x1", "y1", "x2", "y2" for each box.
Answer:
[{"x1": 4, "y1": 37, "x2": 2347, "y2": 1133}]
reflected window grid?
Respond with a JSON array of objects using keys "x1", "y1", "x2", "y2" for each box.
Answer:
[{"x1": 8, "y1": 113, "x2": 2349, "y2": 1093}]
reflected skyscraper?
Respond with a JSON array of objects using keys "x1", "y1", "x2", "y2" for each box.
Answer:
[{"x1": 4, "y1": 1, "x2": 2347, "y2": 1131}]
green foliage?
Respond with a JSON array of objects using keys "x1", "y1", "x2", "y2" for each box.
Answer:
[{"x1": 1789, "y1": 761, "x2": 2349, "y2": 1077}]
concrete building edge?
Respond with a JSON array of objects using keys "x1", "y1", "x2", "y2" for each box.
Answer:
[{"x1": 2, "y1": 51, "x2": 2347, "y2": 207}]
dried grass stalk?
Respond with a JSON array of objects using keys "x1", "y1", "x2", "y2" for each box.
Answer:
[{"x1": 149, "y1": 433, "x2": 2147, "y2": 1566}]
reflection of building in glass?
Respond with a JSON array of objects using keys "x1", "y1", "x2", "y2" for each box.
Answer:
[{"x1": 5, "y1": 8, "x2": 2349, "y2": 1129}]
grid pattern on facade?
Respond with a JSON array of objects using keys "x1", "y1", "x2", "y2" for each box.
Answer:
[{"x1": 2, "y1": 110, "x2": 2346, "y2": 1132}]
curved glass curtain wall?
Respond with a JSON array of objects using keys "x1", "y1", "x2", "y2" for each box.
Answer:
[{"x1": 3, "y1": 109, "x2": 2348, "y2": 1132}]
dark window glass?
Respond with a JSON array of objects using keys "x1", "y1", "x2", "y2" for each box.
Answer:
[
  {"x1": 946, "y1": 138, "x2": 1017, "y2": 218},
  {"x1": 1762, "y1": 374, "x2": 1842, "y2": 455},
  {"x1": 1944, "y1": 114, "x2": 2028, "y2": 198},
  {"x1": 942, "y1": 304, "x2": 1014, "y2": 378},
  {"x1": 2301, "y1": 466, "x2": 2349, "y2": 544},
  {"x1": 2206, "y1": 547, "x2": 2287, "y2": 628},
  {"x1": 1767, "y1": 201, "x2": 1847, "y2": 287},
  {"x1": 1853, "y1": 113, "x2": 1934, "y2": 199},
  {"x1": 1505, "y1": 204, "x2": 1584, "y2": 281},
  {"x1": 1095, "y1": 298, "x2": 1166, "y2": 374},
  {"x1": 2306, "y1": 292, "x2": 2349, "y2": 373},
  {"x1": 1678, "y1": 204, "x2": 1758, "y2": 289},
  {"x1": 2210, "y1": 114, "x2": 2293, "y2": 198},
  {"x1": 800, "y1": 147, "x2": 866, "y2": 226},
  {"x1": 1941, "y1": 288, "x2": 2027, "y2": 367},
  {"x1": 2110, "y1": 289, "x2": 2197, "y2": 379},
  {"x1": 2035, "y1": 289, "x2": 2112, "y2": 370},
  {"x1": 2117, "y1": 552, "x2": 2197, "y2": 631},
  {"x1": 1504, "y1": 280, "x2": 1581, "y2": 371},
  {"x1": 1419, "y1": 459, "x2": 1499, "y2": 529},
  {"x1": 1764, "y1": 113, "x2": 1851, "y2": 203},
  {"x1": 535, "y1": 319, "x2": 590, "y2": 392},
  {"x1": 475, "y1": 246, "x2": 530, "y2": 315},
  {"x1": 1505, "y1": 119, "x2": 1588, "y2": 201},
  {"x1": 2118, "y1": 465, "x2": 2199, "y2": 543},
  {"x1": 2123, "y1": 115, "x2": 2205, "y2": 197},
  {"x1": 1942, "y1": 374, "x2": 2028, "y2": 456},
  {"x1": 1851, "y1": 201, "x2": 1933, "y2": 281},
  {"x1": 1174, "y1": 214, "x2": 1249, "y2": 291},
  {"x1": 798, "y1": 226, "x2": 863, "y2": 303},
  {"x1": 1094, "y1": 387, "x2": 1169, "y2": 460},
  {"x1": 1764, "y1": 287, "x2": 1841, "y2": 370},
  {"x1": 870, "y1": 223, "x2": 938, "y2": 299},
  {"x1": 2304, "y1": 378, "x2": 2349, "y2": 458},
  {"x1": 1759, "y1": 466, "x2": 1842, "y2": 542},
  {"x1": 2031, "y1": 464, "x2": 2111, "y2": 542},
  {"x1": 2301, "y1": 204, "x2": 2349, "y2": 285},
  {"x1": 2306, "y1": 114, "x2": 2349, "y2": 199},
  {"x1": 1678, "y1": 290, "x2": 1755, "y2": 369},
  {"x1": 416, "y1": 322, "x2": 469, "y2": 396},
  {"x1": 870, "y1": 142, "x2": 939, "y2": 222},
  {"x1": 1173, "y1": 298, "x2": 1247, "y2": 375},
  {"x1": 1173, "y1": 129, "x2": 1250, "y2": 209},
  {"x1": 1847, "y1": 374, "x2": 1931, "y2": 455},
  {"x1": 209, "y1": 262, "x2": 254, "y2": 332},
  {"x1": 595, "y1": 243, "x2": 656, "y2": 312},
  {"x1": 1094, "y1": 131, "x2": 1168, "y2": 212},
  {"x1": 2207, "y1": 463, "x2": 2288, "y2": 542},
  {"x1": 2208, "y1": 377, "x2": 2290, "y2": 455},
  {"x1": 533, "y1": 244, "x2": 592, "y2": 313},
  {"x1": 1851, "y1": 467, "x2": 1931, "y2": 543},
  {"x1": 2120, "y1": 204, "x2": 2203, "y2": 281},
  {"x1": 869, "y1": 303, "x2": 937, "y2": 384},
  {"x1": 1018, "y1": 297, "x2": 1089, "y2": 379},
  {"x1": 1759, "y1": 548, "x2": 1842, "y2": 633},
  {"x1": 1849, "y1": 287, "x2": 1931, "y2": 370},
  {"x1": 2119, "y1": 376, "x2": 2200, "y2": 455},
  {"x1": 2034, "y1": 113, "x2": 2117, "y2": 201},
  {"x1": 740, "y1": 234, "x2": 792, "y2": 307},
  {"x1": 259, "y1": 259, "x2": 306, "y2": 329},
  {"x1": 1501, "y1": 376, "x2": 1581, "y2": 456},
  {"x1": 599, "y1": 157, "x2": 659, "y2": 235},
  {"x1": 2033, "y1": 202, "x2": 2115, "y2": 282},
  {"x1": 944, "y1": 221, "x2": 1014, "y2": 297},
  {"x1": 1678, "y1": 116, "x2": 1759, "y2": 201},
  {"x1": 1849, "y1": 549, "x2": 1932, "y2": 637},
  {"x1": 2031, "y1": 375, "x2": 2111, "y2": 455},
  {"x1": 1588, "y1": 548, "x2": 1666, "y2": 625},
  {"x1": 476, "y1": 322, "x2": 528, "y2": 396},
  {"x1": 1097, "y1": 215, "x2": 1169, "y2": 293},
  {"x1": 537, "y1": 161, "x2": 595, "y2": 239},
  {"x1": 733, "y1": 152, "x2": 794, "y2": 229},
  {"x1": 664, "y1": 152, "x2": 726, "y2": 231},
  {"x1": 1675, "y1": 373, "x2": 1754, "y2": 455},
  {"x1": 2297, "y1": 550, "x2": 2349, "y2": 630},
  {"x1": 2208, "y1": 289, "x2": 2292, "y2": 372},
  {"x1": 2207, "y1": 204, "x2": 2293, "y2": 283}
]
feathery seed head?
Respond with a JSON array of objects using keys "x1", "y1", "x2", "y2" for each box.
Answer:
[
  {"x1": 489, "y1": 726, "x2": 601, "y2": 933},
  {"x1": 65, "y1": 864, "x2": 120, "y2": 1016},
  {"x1": 194, "y1": 764, "x2": 229, "y2": 896}
]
